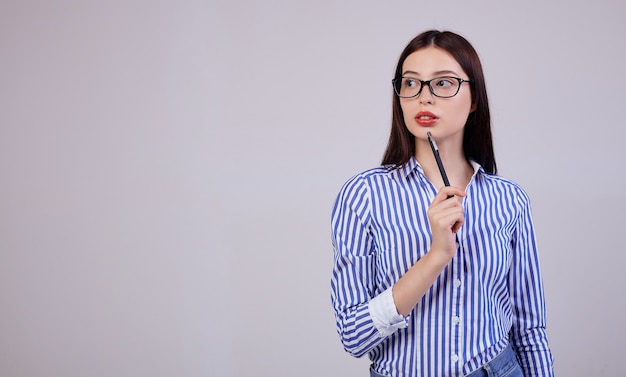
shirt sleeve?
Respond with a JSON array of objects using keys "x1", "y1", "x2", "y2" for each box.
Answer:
[
  {"x1": 508, "y1": 189, "x2": 555, "y2": 376},
  {"x1": 330, "y1": 175, "x2": 407, "y2": 358},
  {"x1": 369, "y1": 287, "x2": 409, "y2": 337}
]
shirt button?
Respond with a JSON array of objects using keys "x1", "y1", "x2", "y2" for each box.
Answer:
[
  {"x1": 452, "y1": 316, "x2": 460, "y2": 324},
  {"x1": 454, "y1": 279, "x2": 461, "y2": 288},
  {"x1": 452, "y1": 354, "x2": 459, "y2": 362},
  {"x1": 456, "y1": 242, "x2": 461, "y2": 249}
]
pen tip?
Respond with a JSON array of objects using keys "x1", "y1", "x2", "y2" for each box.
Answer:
[{"x1": 427, "y1": 131, "x2": 438, "y2": 151}]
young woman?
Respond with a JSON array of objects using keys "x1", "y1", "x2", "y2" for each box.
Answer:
[{"x1": 330, "y1": 30, "x2": 554, "y2": 377}]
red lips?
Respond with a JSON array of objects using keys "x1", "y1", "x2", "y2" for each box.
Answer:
[{"x1": 415, "y1": 111, "x2": 439, "y2": 127}]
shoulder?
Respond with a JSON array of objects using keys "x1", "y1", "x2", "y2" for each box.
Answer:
[
  {"x1": 339, "y1": 165, "x2": 398, "y2": 189},
  {"x1": 335, "y1": 165, "x2": 399, "y2": 201},
  {"x1": 478, "y1": 172, "x2": 532, "y2": 207}
]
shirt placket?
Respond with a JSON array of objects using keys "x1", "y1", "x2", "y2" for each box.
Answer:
[{"x1": 449, "y1": 231, "x2": 465, "y2": 375}]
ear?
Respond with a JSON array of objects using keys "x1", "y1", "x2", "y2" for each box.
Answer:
[{"x1": 470, "y1": 100, "x2": 477, "y2": 113}]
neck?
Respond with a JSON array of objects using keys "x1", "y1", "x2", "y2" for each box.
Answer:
[{"x1": 415, "y1": 135, "x2": 473, "y2": 190}]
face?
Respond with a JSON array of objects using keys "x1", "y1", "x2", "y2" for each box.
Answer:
[{"x1": 399, "y1": 46, "x2": 473, "y2": 144}]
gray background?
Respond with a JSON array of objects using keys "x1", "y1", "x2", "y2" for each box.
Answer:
[{"x1": 1, "y1": 1, "x2": 625, "y2": 376}]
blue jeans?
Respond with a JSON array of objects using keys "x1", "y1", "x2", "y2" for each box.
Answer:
[
  {"x1": 369, "y1": 345, "x2": 522, "y2": 377},
  {"x1": 465, "y1": 345, "x2": 523, "y2": 377}
]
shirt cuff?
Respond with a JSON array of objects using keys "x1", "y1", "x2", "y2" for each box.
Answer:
[{"x1": 368, "y1": 287, "x2": 408, "y2": 337}]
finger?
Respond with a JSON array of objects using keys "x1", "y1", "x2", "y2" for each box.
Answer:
[
  {"x1": 430, "y1": 196, "x2": 464, "y2": 216},
  {"x1": 430, "y1": 206, "x2": 465, "y2": 230},
  {"x1": 433, "y1": 214, "x2": 463, "y2": 234},
  {"x1": 451, "y1": 217, "x2": 464, "y2": 233},
  {"x1": 432, "y1": 197, "x2": 464, "y2": 212},
  {"x1": 433, "y1": 186, "x2": 466, "y2": 204},
  {"x1": 438, "y1": 185, "x2": 466, "y2": 197}
]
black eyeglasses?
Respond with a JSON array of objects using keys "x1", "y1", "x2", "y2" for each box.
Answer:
[{"x1": 392, "y1": 76, "x2": 471, "y2": 98}]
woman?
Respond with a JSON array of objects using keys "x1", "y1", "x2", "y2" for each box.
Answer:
[{"x1": 330, "y1": 30, "x2": 554, "y2": 377}]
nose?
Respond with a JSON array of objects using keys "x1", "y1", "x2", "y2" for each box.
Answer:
[{"x1": 417, "y1": 83, "x2": 434, "y2": 104}]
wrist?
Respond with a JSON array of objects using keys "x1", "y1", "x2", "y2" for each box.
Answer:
[{"x1": 425, "y1": 246, "x2": 453, "y2": 268}]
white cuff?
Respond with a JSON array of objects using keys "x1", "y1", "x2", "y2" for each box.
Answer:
[{"x1": 368, "y1": 287, "x2": 408, "y2": 337}]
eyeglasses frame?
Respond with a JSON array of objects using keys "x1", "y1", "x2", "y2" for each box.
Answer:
[{"x1": 392, "y1": 76, "x2": 472, "y2": 99}]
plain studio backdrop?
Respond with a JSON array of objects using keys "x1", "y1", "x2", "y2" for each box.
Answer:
[{"x1": 1, "y1": 1, "x2": 625, "y2": 376}]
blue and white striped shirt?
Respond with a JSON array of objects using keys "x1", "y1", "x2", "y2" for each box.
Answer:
[{"x1": 330, "y1": 157, "x2": 554, "y2": 377}]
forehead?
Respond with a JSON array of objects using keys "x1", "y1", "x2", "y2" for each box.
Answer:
[{"x1": 402, "y1": 46, "x2": 466, "y2": 77}]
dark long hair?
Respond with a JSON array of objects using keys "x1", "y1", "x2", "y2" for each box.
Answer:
[{"x1": 381, "y1": 30, "x2": 497, "y2": 174}]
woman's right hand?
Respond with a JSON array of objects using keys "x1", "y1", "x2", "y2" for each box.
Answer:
[
  {"x1": 391, "y1": 186, "x2": 467, "y2": 316},
  {"x1": 427, "y1": 186, "x2": 466, "y2": 262}
]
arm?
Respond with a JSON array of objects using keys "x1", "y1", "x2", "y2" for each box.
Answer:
[
  {"x1": 392, "y1": 186, "x2": 466, "y2": 316},
  {"x1": 330, "y1": 176, "x2": 386, "y2": 357},
  {"x1": 508, "y1": 190, "x2": 554, "y2": 376},
  {"x1": 331, "y1": 177, "x2": 466, "y2": 357}
]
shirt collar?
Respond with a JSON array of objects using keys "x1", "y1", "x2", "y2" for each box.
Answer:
[{"x1": 393, "y1": 156, "x2": 484, "y2": 180}]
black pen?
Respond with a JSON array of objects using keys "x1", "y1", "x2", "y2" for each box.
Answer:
[{"x1": 426, "y1": 131, "x2": 451, "y2": 189}]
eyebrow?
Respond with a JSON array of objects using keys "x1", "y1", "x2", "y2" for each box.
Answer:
[{"x1": 402, "y1": 69, "x2": 461, "y2": 77}]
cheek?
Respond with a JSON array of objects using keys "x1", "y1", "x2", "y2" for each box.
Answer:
[
  {"x1": 400, "y1": 101, "x2": 413, "y2": 124},
  {"x1": 451, "y1": 111, "x2": 471, "y2": 128},
  {"x1": 452, "y1": 107, "x2": 471, "y2": 125},
  {"x1": 452, "y1": 96, "x2": 473, "y2": 124},
  {"x1": 462, "y1": 92, "x2": 474, "y2": 113}
]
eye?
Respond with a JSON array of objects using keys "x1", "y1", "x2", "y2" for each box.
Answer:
[
  {"x1": 433, "y1": 77, "x2": 455, "y2": 87},
  {"x1": 403, "y1": 78, "x2": 418, "y2": 88}
]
